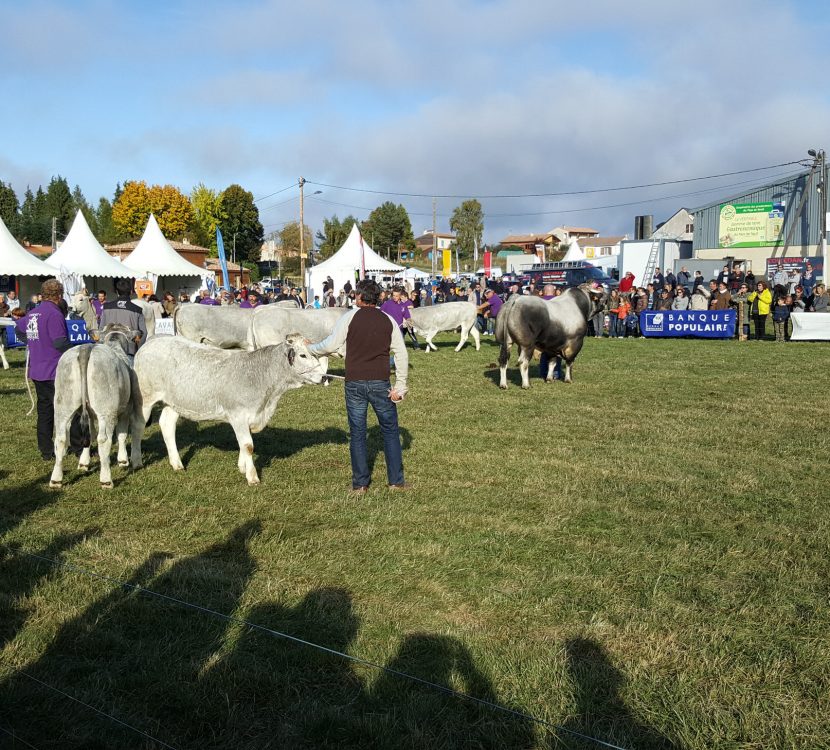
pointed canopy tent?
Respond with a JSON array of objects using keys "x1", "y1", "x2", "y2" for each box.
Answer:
[
  {"x1": 124, "y1": 214, "x2": 211, "y2": 297},
  {"x1": 307, "y1": 224, "x2": 404, "y2": 299},
  {"x1": 561, "y1": 238, "x2": 586, "y2": 262},
  {"x1": 45, "y1": 210, "x2": 135, "y2": 287},
  {"x1": 0, "y1": 216, "x2": 56, "y2": 303}
]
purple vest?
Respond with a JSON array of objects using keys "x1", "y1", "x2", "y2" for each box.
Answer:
[{"x1": 15, "y1": 300, "x2": 67, "y2": 381}]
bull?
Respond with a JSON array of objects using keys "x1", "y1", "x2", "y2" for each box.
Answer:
[
  {"x1": 50, "y1": 323, "x2": 144, "y2": 488},
  {"x1": 495, "y1": 285, "x2": 606, "y2": 389},
  {"x1": 409, "y1": 301, "x2": 481, "y2": 353},
  {"x1": 134, "y1": 334, "x2": 326, "y2": 485},
  {"x1": 173, "y1": 304, "x2": 254, "y2": 349}
]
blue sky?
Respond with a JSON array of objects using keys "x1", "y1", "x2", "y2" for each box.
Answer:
[{"x1": 2, "y1": 0, "x2": 829, "y2": 243}]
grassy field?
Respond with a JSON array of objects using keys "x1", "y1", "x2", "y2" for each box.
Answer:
[{"x1": 1, "y1": 333, "x2": 829, "y2": 749}]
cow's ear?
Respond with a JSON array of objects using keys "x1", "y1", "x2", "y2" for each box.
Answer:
[{"x1": 287, "y1": 347, "x2": 296, "y2": 366}]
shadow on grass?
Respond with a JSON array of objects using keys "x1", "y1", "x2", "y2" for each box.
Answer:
[
  {"x1": 482, "y1": 364, "x2": 527, "y2": 388},
  {"x1": 555, "y1": 637, "x2": 683, "y2": 750},
  {"x1": 0, "y1": 527, "x2": 99, "y2": 650},
  {"x1": 0, "y1": 475, "x2": 58, "y2": 540}
]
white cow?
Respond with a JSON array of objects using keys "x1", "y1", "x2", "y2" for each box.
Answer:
[
  {"x1": 50, "y1": 324, "x2": 144, "y2": 488},
  {"x1": 247, "y1": 306, "x2": 349, "y2": 349},
  {"x1": 409, "y1": 301, "x2": 481, "y2": 352},
  {"x1": 0, "y1": 318, "x2": 11, "y2": 369},
  {"x1": 173, "y1": 304, "x2": 254, "y2": 349},
  {"x1": 134, "y1": 334, "x2": 326, "y2": 485},
  {"x1": 69, "y1": 292, "x2": 99, "y2": 333}
]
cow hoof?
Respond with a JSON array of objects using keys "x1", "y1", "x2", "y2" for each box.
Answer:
[
  {"x1": 247, "y1": 478, "x2": 260, "y2": 486},
  {"x1": 118, "y1": 460, "x2": 130, "y2": 468},
  {"x1": 78, "y1": 463, "x2": 90, "y2": 473},
  {"x1": 49, "y1": 481, "x2": 62, "y2": 489},
  {"x1": 100, "y1": 482, "x2": 113, "y2": 489},
  {"x1": 499, "y1": 384, "x2": 508, "y2": 390},
  {"x1": 521, "y1": 384, "x2": 531, "y2": 390}
]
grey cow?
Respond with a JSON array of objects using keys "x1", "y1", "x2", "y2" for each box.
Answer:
[
  {"x1": 134, "y1": 334, "x2": 326, "y2": 485},
  {"x1": 409, "y1": 301, "x2": 481, "y2": 352},
  {"x1": 495, "y1": 285, "x2": 606, "y2": 389},
  {"x1": 50, "y1": 324, "x2": 144, "y2": 488},
  {"x1": 173, "y1": 304, "x2": 254, "y2": 349}
]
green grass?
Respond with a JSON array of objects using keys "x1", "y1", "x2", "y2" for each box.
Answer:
[{"x1": 1, "y1": 335, "x2": 829, "y2": 749}]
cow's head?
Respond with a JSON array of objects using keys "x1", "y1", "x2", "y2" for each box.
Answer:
[
  {"x1": 580, "y1": 283, "x2": 608, "y2": 316},
  {"x1": 70, "y1": 291, "x2": 92, "y2": 315},
  {"x1": 284, "y1": 333, "x2": 326, "y2": 384},
  {"x1": 100, "y1": 323, "x2": 141, "y2": 354}
]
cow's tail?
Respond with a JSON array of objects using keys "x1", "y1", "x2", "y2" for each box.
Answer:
[{"x1": 78, "y1": 344, "x2": 93, "y2": 434}]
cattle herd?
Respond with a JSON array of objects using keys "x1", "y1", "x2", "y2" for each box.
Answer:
[{"x1": 27, "y1": 285, "x2": 605, "y2": 488}]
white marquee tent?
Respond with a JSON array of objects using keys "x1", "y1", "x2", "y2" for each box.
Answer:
[
  {"x1": 45, "y1": 210, "x2": 134, "y2": 293},
  {"x1": 0, "y1": 215, "x2": 55, "y2": 302},
  {"x1": 307, "y1": 224, "x2": 404, "y2": 299},
  {"x1": 124, "y1": 214, "x2": 211, "y2": 296},
  {"x1": 561, "y1": 237, "x2": 586, "y2": 262}
]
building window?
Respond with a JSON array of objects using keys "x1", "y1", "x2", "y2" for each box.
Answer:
[{"x1": 685, "y1": 223, "x2": 694, "y2": 233}]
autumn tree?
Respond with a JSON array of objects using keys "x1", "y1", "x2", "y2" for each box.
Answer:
[
  {"x1": 360, "y1": 202, "x2": 415, "y2": 258},
  {"x1": 449, "y1": 199, "x2": 484, "y2": 260},
  {"x1": 219, "y1": 184, "x2": 263, "y2": 262},
  {"x1": 190, "y1": 183, "x2": 227, "y2": 252},
  {"x1": 316, "y1": 214, "x2": 358, "y2": 259},
  {"x1": 112, "y1": 181, "x2": 194, "y2": 239}
]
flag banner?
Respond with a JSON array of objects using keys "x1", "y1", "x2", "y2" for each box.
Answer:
[
  {"x1": 67, "y1": 320, "x2": 94, "y2": 344},
  {"x1": 640, "y1": 310, "x2": 736, "y2": 338},
  {"x1": 483, "y1": 251, "x2": 492, "y2": 278},
  {"x1": 216, "y1": 229, "x2": 231, "y2": 290},
  {"x1": 442, "y1": 249, "x2": 451, "y2": 277},
  {"x1": 359, "y1": 235, "x2": 366, "y2": 280}
]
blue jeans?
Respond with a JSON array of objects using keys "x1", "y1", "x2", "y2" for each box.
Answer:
[
  {"x1": 538, "y1": 352, "x2": 562, "y2": 380},
  {"x1": 344, "y1": 380, "x2": 404, "y2": 488}
]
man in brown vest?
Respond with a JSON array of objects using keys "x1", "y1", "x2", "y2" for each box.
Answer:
[{"x1": 309, "y1": 279, "x2": 409, "y2": 492}]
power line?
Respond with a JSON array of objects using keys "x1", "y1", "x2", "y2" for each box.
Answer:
[
  {"x1": 253, "y1": 183, "x2": 297, "y2": 203},
  {"x1": 305, "y1": 160, "x2": 804, "y2": 199},
  {"x1": 11, "y1": 548, "x2": 629, "y2": 750},
  {"x1": 0, "y1": 725, "x2": 42, "y2": 750}
]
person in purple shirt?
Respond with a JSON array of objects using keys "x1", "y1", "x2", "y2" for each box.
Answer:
[
  {"x1": 477, "y1": 288, "x2": 503, "y2": 335},
  {"x1": 380, "y1": 287, "x2": 420, "y2": 350},
  {"x1": 91, "y1": 290, "x2": 107, "y2": 323},
  {"x1": 239, "y1": 290, "x2": 262, "y2": 309},
  {"x1": 12, "y1": 279, "x2": 88, "y2": 460},
  {"x1": 198, "y1": 290, "x2": 219, "y2": 305}
]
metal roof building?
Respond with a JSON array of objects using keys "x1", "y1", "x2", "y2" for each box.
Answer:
[{"x1": 691, "y1": 169, "x2": 827, "y2": 268}]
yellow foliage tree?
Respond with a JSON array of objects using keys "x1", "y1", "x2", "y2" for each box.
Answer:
[{"x1": 112, "y1": 181, "x2": 194, "y2": 239}]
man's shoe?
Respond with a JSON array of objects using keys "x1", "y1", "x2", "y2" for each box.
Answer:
[
  {"x1": 388, "y1": 483, "x2": 411, "y2": 491},
  {"x1": 350, "y1": 486, "x2": 369, "y2": 495}
]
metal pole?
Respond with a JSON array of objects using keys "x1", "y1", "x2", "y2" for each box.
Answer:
[
  {"x1": 432, "y1": 197, "x2": 437, "y2": 276},
  {"x1": 299, "y1": 176, "x2": 306, "y2": 301},
  {"x1": 821, "y1": 150, "x2": 828, "y2": 284}
]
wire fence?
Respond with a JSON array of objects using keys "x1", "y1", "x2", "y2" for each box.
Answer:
[{"x1": 4, "y1": 545, "x2": 632, "y2": 750}]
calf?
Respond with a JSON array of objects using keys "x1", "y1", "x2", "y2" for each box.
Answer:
[
  {"x1": 50, "y1": 323, "x2": 144, "y2": 488},
  {"x1": 134, "y1": 334, "x2": 326, "y2": 485},
  {"x1": 409, "y1": 301, "x2": 481, "y2": 352},
  {"x1": 495, "y1": 285, "x2": 606, "y2": 389}
]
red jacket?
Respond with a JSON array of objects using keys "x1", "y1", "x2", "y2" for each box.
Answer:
[{"x1": 619, "y1": 274, "x2": 635, "y2": 293}]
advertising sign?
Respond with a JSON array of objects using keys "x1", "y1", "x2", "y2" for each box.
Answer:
[
  {"x1": 134, "y1": 279, "x2": 154, "y2": 299},
  {"x1": 719, "y1": 202, "x2": 785, "y2": 248},
  {"x1": 640, "y1": 310, "x2": 736, "y2": 338},
  {"x1": 67, "y1": 319, "x2": 94, "y2": 344},
  {"x1": 155, "y1": 318, "x2": 175, "y2": 336},
  {"x1": 764, "y1": 256, "x2": 823, "y2": 280},
  {"x1": 483, "y1": 251, "x2": 492, "y2": 278}
]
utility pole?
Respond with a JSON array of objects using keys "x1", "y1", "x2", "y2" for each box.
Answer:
[
  {"x1": 815, "y1": 149, "x2": 828, "y2": 283},
  {"x1": 298, "y1": 176, "x2": 306, "y2": 299},
  {"x1": 432, "y1": 197, "x2": 437, "y2": 276},
  {"x1": 51, "y1": 217, "x2": 57, "y2": 251}
]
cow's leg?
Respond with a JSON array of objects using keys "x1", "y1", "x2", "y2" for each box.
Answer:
[
  {"x1": 546, "y1": 358, "x2": 558, "y2": 383},
  {"x1": 96, "y1": 414, "x2": 115, "y2": 488},
  {"x1": 498, "y1": 342, "x2": 511, "y2": 389},
  {"x1": 129, "y1": 399, "x2": 144, "y2": 470},
  {"x1": 0, "y1": 344, "x2": 8, "y2": 370},
  {"x1": 231, "y1": 420, "x2": 259, "y2": 485},
  {"x1": 471, "y1": 324, "x2": 481, "y2": 351},
  {"x1": 49, "y1": 412, "x2": 71, "y2": 488},
  {"x1": 562, "y1": 360, "x2": 574, "y2": 383},
  {"x1": 424, "y1": 332, "x2": 437, "y2": 352},
  {"x1": 115, "y1": 411, "x2": 130, "y2": 467},
  {"x1": 77, "y1": 446, "x2": 91, "y2": 472},
  {"x1": 561, "y1": 340, "x2": 583, "y2": 384},
  {"x1": 455, "y1": 325, "x2": 469, "y2": 352},
  {"x1": 159, "y1": 406, "x2": 185, "y2": 471},
  {"x1": 518, "y1": 347, "x2": 532, "y2": 389}
]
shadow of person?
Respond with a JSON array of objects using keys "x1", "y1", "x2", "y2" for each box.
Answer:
[
  {"x1": 195, "y1": 586, "x2": 362, "y2": 748},
  {"x1": 556, "y1": 638, "x2": 682, "y2": 750},
  {"x1": 360, "y1": 633, "x2": 537, "y2": 749},
  {"x1": 0, "y1": 476, "x2": 59, "y2": 541},
  {"x1": 0, "y1": 527, "x2": 99, "y2": 649},
  {"x1": 0, "y1": 520, "x2": 262, "y2": 749}
]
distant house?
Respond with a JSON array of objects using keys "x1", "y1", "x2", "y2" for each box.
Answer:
[
  {"x1": 546, "y1": 226, "x2": 600, "y2": 248},
  {"x1": 414, "y1": 230, "x2": 455, "y2": 259},
  {"x1": 651, "y1": 208, "x2": 694, "y2": 242},
  {"x1": 107, "y1": 237, "x2": 210, "y2": 270},
  {"x1": 577, "y1": 235, "x2": 627, "y2": 259},
  {"x1": 498, "y1": 234, "x2": 548, "y2": 255}
]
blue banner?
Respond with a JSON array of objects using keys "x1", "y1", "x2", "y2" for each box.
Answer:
[
  {"x1": 216, "y1": 229, "x2": 230, "y2": 290},
  {"x1": 67, "y1": 319, "x2": 94, "y2": 344},
  {"x1": 640, "y1": 310, "x2": 736, "y2": 338}
]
